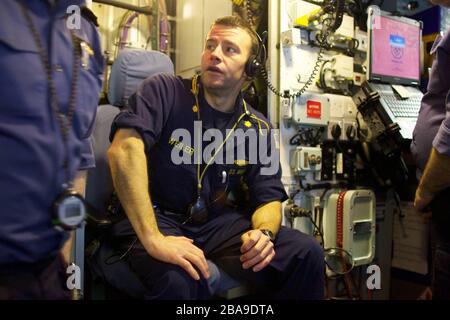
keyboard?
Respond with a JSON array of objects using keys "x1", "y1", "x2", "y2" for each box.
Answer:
[{"x1": 379, "y1": 93, "x2": 422, "y2": 118}]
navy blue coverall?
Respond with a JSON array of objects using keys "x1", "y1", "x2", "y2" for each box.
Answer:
[
  {"x1": 412, "y1": 30, "x2": 450, "y2": 299},
  {"x1": 0, "y1": 0, "x2": 104, "y2": 299},
  {"x1": 110, "y1": 74, "x2": 324, "y2": 299}
]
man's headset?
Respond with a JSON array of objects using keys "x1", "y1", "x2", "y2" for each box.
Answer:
[{"x1": 244, "y1": 30, "x2": 267, "y2": 78}]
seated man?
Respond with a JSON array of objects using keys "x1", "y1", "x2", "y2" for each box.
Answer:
[{"x1": 108, "y1": 15, "x2": 324, "y2": 300}]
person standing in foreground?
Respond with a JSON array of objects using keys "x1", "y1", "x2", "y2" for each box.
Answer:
[
  {"x1": 412, "y1": 0, "x2": 450, "y2": 300},
  {"x1": 0, "y1": 0, "x2": 104, "y2": 299}
]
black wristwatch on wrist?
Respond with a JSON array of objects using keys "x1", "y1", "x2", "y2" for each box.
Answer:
[{"x1": 260, "y1": 229, "x2": 275, "y2": 241}]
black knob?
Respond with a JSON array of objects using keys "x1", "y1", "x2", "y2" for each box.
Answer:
[{"x1": 331, "y1": 124, "x2": 342, "y2": 140}]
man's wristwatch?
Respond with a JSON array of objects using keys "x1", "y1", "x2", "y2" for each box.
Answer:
[{"x1": 260, "y1": 229, "x2": 275, "y2": 241}]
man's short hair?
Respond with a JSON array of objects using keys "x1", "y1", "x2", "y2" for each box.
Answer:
[{"x1": 212, "y1": 15, "x2": 259, "y2": 57}]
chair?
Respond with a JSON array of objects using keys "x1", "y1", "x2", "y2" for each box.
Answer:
[{"x1": 85, "y1": 49, "x2": 245, "y2": 299}]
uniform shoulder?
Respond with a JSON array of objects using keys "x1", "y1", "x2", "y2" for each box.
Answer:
[
  {"x1": 81, "y1": 7, "x2": 99, "y2": 27},
  {"x1": 141, "y1": 74, "x2": 193, "y2": 93},
  {"x1": 141, "y1": 73, "x2": 185, "y2": 88},
  {"x1": 77, "y1": 6, "x2": 101, "y2": 34},
  {"x1": 136, "y1": 74, "x2": 193, "y2": 105},
  {"x1": 75, "y1": 6, "x2": 104, "y2": 69}
]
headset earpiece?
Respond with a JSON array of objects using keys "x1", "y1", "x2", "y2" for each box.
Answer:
[
  {"x1": 245, "y1": 55, "x2": 260, "y2": 78},
  {"x1": 244, "y1": 31, "x2": 266, "y2": 79}
]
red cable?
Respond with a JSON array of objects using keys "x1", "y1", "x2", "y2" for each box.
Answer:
[
  {"x1": 336, "y1": 191, "x2": 346, "y2": 248},
  {"x1": 336, "y1": 191, "x2": 353, "y2": 299}
]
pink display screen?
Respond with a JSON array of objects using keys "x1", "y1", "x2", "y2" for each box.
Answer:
[{"x1": 371, "y1": 15, "x2": 420, "y2": 82}]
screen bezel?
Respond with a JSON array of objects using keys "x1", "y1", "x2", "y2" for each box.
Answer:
[{"x1": 367, "y1": 6, "x2": 423, "y2": 86}]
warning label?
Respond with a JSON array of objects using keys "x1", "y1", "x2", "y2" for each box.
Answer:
[{"x1": 307, "y1": 100, "x2": 321, "y2": 118}]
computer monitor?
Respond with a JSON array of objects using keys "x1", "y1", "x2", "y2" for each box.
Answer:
[{"x1": 367, "y1": 7, "x2": 422, "y2": 86}]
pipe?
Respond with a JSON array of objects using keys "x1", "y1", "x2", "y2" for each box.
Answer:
[
  {"x1": 119, "y1": 12, "x2": 140, "y2": 50},
  {"x1": 93, "y1": 0, "x2": 152, "y2": 15}
]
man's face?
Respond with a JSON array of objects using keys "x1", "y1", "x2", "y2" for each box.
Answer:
[
  {"x1": 201, "y1": 24, "x2": 253, "y2": 93},
  {"x1": 430, "y1": 0, "x2": 450, "y2": 7}
]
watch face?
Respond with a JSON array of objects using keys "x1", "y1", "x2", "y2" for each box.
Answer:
[
  {"x1": 57, "y1": 195, "x2": 86, "y2": 228},
  {"x1": 65, "y1": 201, "x2": 83, "y2": 218}
]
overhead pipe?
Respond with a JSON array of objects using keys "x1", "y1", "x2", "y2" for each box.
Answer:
[{"x1": 93, "y1": 0, "x2": 152, "y2": 15}]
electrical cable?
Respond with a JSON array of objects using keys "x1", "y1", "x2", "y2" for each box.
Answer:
[
  {"x1": 260, "y1": 38, "x2": 327, "y2": 99},
  {"x1": 245, "y1": 0, "x2": 255, "y2": 28},
  {"x1": 245, "y1": 0, "x2": 342, "y2": 99},
  {"x1": 104, "y1": 236, "x2": 138, "y2": 265},
  {"x1": 330, "y1": 0, "x2": 345, "y2": 32},
  {"x1": 289, "y1": 127, "x2": 324, "y2": 146},
  {"x1": 318, "y1": 59, "x2": 332, "y2": 91},
  {"x1": 285, "y1": 204, "x2": 355, "y2": 275}
]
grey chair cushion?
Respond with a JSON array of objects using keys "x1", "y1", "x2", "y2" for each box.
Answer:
[
  {"x1": 108, "y1": 49, "x2": 174, "y2": 107},
  {"x1": 85, "y1": 105, "x2": 119, "y2": 216}
]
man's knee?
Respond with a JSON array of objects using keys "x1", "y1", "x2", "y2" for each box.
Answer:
[
  {"x1": 281, "y1": 228, "x2": 324, "y2": 265},
  {"x1": 303, "y1": 234, "x2": 324, "y2": 267},
  {"x1": 273, "y1": 229, "x2": 324, "y2": 299},
  {"x1": 150, "y1": 267, "x2": 209, "y2": 300}
]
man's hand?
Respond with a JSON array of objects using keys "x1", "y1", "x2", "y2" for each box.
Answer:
[
  {"x1": 414, "y1": 187, "x2": 433, "y2": 222},
  {"x1": 147, "y1": 234, "x2": 210, "y2": 281},
  {"x1": 240, "y1": 229, "x2": 275, "y2": 272},
  {"x1": 414, "y1": 186, "x2": 434, "y2": 213},
  {"x1": 414, "y1": 147, "x2": 450, "y2": 215}
]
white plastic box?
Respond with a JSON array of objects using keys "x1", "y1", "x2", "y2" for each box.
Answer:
[{"x1": 323, "y1": 190, "x2": 376, "y2": 266}]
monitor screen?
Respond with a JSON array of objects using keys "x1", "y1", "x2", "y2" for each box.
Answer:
[{"x1": 369, "y1": 13, "x2": 421, "y2": 85}]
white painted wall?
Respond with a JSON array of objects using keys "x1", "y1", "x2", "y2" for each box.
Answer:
[{"x1": 176, "y1": 0, "x2": 232, "y2": 77}]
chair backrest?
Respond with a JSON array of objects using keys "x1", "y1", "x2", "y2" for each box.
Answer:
[{"x1": 86, "y1": 49, "x2": 174, "y2": 217}]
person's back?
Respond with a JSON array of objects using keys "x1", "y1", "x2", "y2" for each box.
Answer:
[
  {"x1": 412, "y1": 0, "x2": 450, "y2": 300},
  {"x1": 0, "y1": 0, "x2": 104, "y2": 299},
  {"x1": 411, "y1": 30, "x2": 450, "y2": 174}
]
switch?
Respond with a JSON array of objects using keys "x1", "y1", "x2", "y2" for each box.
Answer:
[{"x1": 331, "y1": 123, "x2": 342, "y2": 140}]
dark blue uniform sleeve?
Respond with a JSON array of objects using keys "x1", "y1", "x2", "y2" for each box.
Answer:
[
  {"x1": 79, "y1": 137, "x2": 95, "y2": 170},
  {"x1": 432, "y1": 30, "x2": 450, "y2": 157},
  {"x1": 433, "y1": 99, "x2": 450, "y2": 156},
  {"x1": 77, "y1": 12, "x2": 105, "y2": 170},
  {"x1": 110, "y1": 74, "x2": 176, "y2": 152},
  {"x1": 412, "y1": 29, "x2": 450, "y2": 172},
  {"x1": 245, "y1": 128, "x2": 288, "y2": 210}
]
